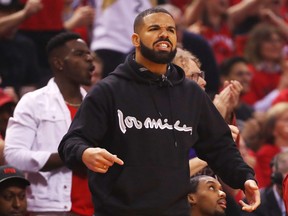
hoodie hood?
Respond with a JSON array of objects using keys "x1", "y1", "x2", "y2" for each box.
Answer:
[{"x1": 109, "y1": 52, "x2": 185, "y2": 87}]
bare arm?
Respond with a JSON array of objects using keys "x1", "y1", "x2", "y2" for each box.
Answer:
[
  {"x1": 64, "y1": 5, "x2": 95, "y2": 31},
  {"x1": 40, "y1": 153, "x2": 64, "y2": 172},
  {"x1": 259, "y1": 8, "x2": 288, "y2": 38},
  {"x1": 183, "y1": 0, "x2": 206, "y2": 26},
  {"x1": 189, "y1": 157, "x2": 207, "y2": 176},
  {"x1": 213, "y1": 80, "x2": 242, "y2": 122},
  {"x1": 227, "y1": 0, "x2": 262, "y2": 28},
  {"x1": 0, "y1": 0, "x2": 42, "y2": 36}
]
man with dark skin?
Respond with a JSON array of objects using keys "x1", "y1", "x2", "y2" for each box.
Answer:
[
  {"x1": 59, "y1": 7, "x2": 260, "y2": 216},
  {"x1": 0, "y1": 165, "x2": 30, "y2": 216},
  {"x1": 4, "y1": 32, "x2": 95, "y2": 215},
  {"x1": 188, "y1": 175, "x2": 227, "y2": 216}
]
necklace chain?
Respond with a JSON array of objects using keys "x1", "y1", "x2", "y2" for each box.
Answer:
[{"x1": 64, "y1": 100, "x2": 82, "y2": 107}]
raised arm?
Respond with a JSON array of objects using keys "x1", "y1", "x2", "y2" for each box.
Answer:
[
  {"x1": 0, "y1": 0, "x2": 42, "y2": 37},
  {"x1": 183, "y1": 0, "x2": 206, "y2": 26},
  {"x1": 227, "y1": 0, "x2": 262, "y2": 28}
]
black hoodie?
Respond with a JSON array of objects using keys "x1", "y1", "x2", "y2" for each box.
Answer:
[{"x1": 59, "y1": 53, "x2": 255, "y2": 216}]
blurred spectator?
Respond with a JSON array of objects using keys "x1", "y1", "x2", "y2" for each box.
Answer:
[
  {"x1": 219, "y1": 56, "x2": 254, "y2": 128},
  {"x1": 62, "y1": 0, "x2": 95, "y2": 43},
  {"x1": 242, "y1": 23, "x2": 285, "y2": 106},
  {"x1": 233, "y1": 0, "x2": 288, "y2": 56},
  {"x1": 0, "y1": 89, "x2": 16, "y2": 139},
  {"x1": 90, "y1": 0, "x2": 154, "y2": 78},
  {"x1": 254, "y1": 102, "x2": 288, "y2": 188},
  {"x1": 0, "y1": 0, "x2": 42, "y2": 37},
  {"x1": 0, "y1": 164, "x2": 30, "y2": 216},
  {"x1": 254, "y1": 58, "x2": 288, "y2": 112},
  {"x1": 241, "y1": 112, "x2": 266, "y2": 152},
  {"x1": 0, "y1": 89, "x2": 16, "y2": 165},
  {"x1": 4, "y1": 32, "x2": 94, "y2": 215},
  {"x1": 241, "y1": 151, "x2": 288, "y2": 216},
  {"x1": 0, "y1": 0, "x2": 43, "y2": 97},
  {"x1": 169, "y1": 0, "x2": 189, "y2": 12},
  {"x1": 184, "y1": 0, "x2": 262, "y2": 64},
  {"x1": 234, "y1": 0, "x2": 288, "y2": 36}
]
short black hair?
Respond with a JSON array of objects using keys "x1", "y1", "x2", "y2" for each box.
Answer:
[
  {"x1": 219, "y1": 56, "x2": 248, "y2": 77},
  {"x1": 46, "y1": 31, "x2": 81, "y2": 56},
  {"x1": 133, "y1": 7, "x2": 173, "y2": 33},
  {"x1": 189, "y1": 175, "x2": 203, "y2": 193}
]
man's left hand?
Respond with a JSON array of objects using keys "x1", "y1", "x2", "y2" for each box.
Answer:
[{"x1": 239, "y1": 180, "x2": 261, "y2": 212}]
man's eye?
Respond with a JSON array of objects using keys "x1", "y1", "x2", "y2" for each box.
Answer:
[
  {"x1": 2, "y1": 194, "x2": 13, "y2": 201},
  {"x1": 209, "y1": 186, "x2": 215, "y2": 191},
  {"x1": 149, "y1": 28, "x2": 158, "y2": 31},
  {"x1": 74, "y1": 51, "x2": 85, "y2": 56},
  {"x1": 19, "y1": 193, "x2": 26, "y2": 200}
]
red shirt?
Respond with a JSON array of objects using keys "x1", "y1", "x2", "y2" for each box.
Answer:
[
  {"x1": 272, "y1": 89, "x2": 288, "y2": 105},
  {"x1": 200, "y1": 23, "x2": 235, "y2": 65},
  {"x1": 67, "y1": 104, "x2": 94, "y2": 216},
  {"x1": 19, "y1": 0, "x2": 64, "y2": 31},
  {"x1": 241, "y1": 64, "x2": 281, "y2": 105},
  {"x1": 254, "y1": 144, "x2": 281, "y2": 188}
]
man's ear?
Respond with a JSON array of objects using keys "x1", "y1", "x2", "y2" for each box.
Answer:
[
  {"x1": 132, "y1": 33, "x2": 140, "y2": 47},
  {"x1": 53, "y1": 57, "x2": 64, "y2": 71},
  {"x1": 188, "y1": 194, "x2": 197, "y2": 205}
]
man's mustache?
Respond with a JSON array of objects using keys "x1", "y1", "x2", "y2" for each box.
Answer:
[{"x1": 153, "y1": 38, "x2": 172, "y2": 46}]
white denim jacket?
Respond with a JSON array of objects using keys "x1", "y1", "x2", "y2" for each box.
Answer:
[{"x1": 4, "y1": 78, "x2": 87, "y2": 212}]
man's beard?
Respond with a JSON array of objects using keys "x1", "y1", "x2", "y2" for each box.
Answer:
[
  {"x1": 140, "y1": 40, "x2": 177, "y2": 64},
  {"x1": 214, "y1": 210, "x2": 226, "y2": 216}
]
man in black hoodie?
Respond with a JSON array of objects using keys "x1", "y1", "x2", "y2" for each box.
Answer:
[{"x1": 58, "y1": 7, "x2": 260, "y2": 216}]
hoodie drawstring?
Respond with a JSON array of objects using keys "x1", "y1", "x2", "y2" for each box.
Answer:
[{"x1": 149, "y1": 76, "x2": 178, "y2": 147}]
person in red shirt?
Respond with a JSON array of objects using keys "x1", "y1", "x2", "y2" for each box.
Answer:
[
  {"x1": 183, "y1": 0, "x2": 262, "y2": 65},
  {"x1": 242, "y1": 23, "x2": 285, "y2": 105},
  {"x1": 254, "y1": 102, "x2": 288, "y2": 188}
]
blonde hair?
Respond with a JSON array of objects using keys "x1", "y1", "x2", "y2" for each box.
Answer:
[
  {"x1": 263, "y1": 102, "x2": 288, "y2": 143},
  {"x1": 173, "y1": 48, "x2": 201, "y2": 74}
]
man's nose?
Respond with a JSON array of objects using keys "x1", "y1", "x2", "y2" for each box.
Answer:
[
  {"x1": 12, "y1": 197, "x2": 21, "y2": 208},
  {"x1": 159, "y1": 29, "x2": 169, "y2": 38},
  {"x1": 219, "y1": 189, "x2": 226, "y2": 198},
  {"x1": 86, "y1": 52, "x2": 93, "y2": 62}
]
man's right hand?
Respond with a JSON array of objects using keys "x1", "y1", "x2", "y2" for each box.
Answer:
[
  {"x1": 24, "y1": 0, "x2": 43, "y2": 18},
  {"x1": 82, "y1": 147, "x2": 124, "y2": 173}
]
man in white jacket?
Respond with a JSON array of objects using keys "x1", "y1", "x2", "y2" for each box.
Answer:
[{"x1": 4, "y1": 32, "x2": 95, "y2": 216}]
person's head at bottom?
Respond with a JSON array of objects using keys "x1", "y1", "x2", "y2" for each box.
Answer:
[
  {"x1": 188, "y1": 175, "x2": 227, "y2": 216},
  {"x1": 0, "y1": 165, "x2": 30, "y2": 216}
]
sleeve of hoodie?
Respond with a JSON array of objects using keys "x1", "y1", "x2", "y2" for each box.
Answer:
[
  {"x1": 58, "y1": 82, "x2": 112, "y2": 169},
  {"x1": 193, "y1": 92, "x2": 255, "y2": 190}
]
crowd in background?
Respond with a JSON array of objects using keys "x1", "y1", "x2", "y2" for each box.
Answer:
[{"x1": 0, "y1": 0, "x2": 288, "y2": 215}]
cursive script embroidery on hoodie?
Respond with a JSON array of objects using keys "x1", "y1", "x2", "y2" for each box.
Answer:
[{"x1": 117, "y1": 109, "x2": 193, "y2": 135}]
